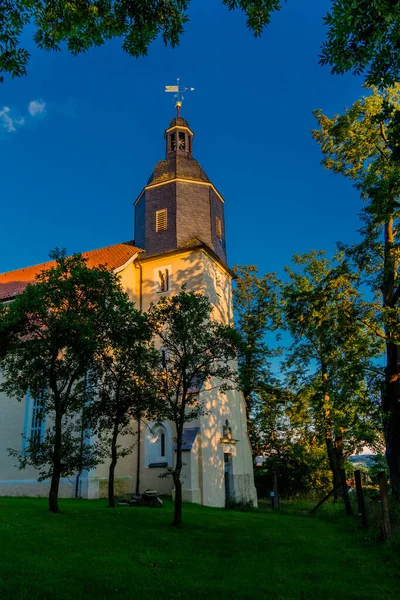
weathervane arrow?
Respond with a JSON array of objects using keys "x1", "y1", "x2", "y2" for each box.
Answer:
[{"x1": 165, "y1": 78, "x2": 195, "y2": 116}]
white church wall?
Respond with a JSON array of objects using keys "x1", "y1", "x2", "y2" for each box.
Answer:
[
  {"x1": 116, "y1": 261, "x2": 139, "y2": 303},
  {"x1": 0, "y1": 385, "x2": 28, "y2": 480},
  {"x1": 139, "y1": 249, "x2": 204, "y2": 312}
]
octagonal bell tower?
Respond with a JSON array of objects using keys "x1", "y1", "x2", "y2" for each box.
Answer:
[{"x1": 134, "y1": 110, "x2": 227, "y2": 263}]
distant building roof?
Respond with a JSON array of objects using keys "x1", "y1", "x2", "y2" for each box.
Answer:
[
  {"x1": 173, "y1": 427, "x2": 199, "y2": 451},
  {"x1": 0, "y1": 241, "x2": 143, "y2": 301}
]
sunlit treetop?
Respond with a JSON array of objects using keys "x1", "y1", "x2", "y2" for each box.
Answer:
[{"x1": 312, "y1": 83, "x2": 400, "y2": 180}]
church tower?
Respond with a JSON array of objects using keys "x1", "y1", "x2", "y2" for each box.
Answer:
[
  {"x1": 131, "y1": 107, "x2": 257, "y2": 508},
  {"x1": 134, "y1": 114, "x2": 227, "y2": 263}
]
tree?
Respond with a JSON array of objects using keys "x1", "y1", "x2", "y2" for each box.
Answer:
[
  {"x1": 281, "y1": 251, "x2": 382, "y2": 504},
  {"x1": 88, "y1": 300, "x2": 159, "y2": 508},
  {"x1": 320, "y1": 0, "x2": 400, "y2": 87},
  {"x1": 0, "y1": 0, "x2": 281, "y2": 81},
  {"x1": 253, "y1": 383, "x2": 332, "y2": 498},
  {"x1": 148, "y1": 288, "x2": 239, "y2": 527},
  {"x1": 232, "y1": 265, "x2": 281, "y2": 452},
  {"x1": 0, "y1": 250, "x2": 126, "y2": 513},
  {"x1": 313, "y1": 85, "x2": 400, "y2": 500}
]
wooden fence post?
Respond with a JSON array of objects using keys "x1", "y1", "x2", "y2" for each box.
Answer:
[
  {"x1": 354, "y1": 470, "x2": 368, "y2": 529},
  {"x1": 377, "y1": 471, "x2": 392, "y2": 541},
  {"x1": 340, "y1": 469, "x2": 352, "y2": 516},
  {"x1": 273, "y1": 471, "x2": 279, "y2": 510}
]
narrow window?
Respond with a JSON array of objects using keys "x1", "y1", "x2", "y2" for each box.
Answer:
[
  {"x1": 216, "y1": 216, "x2": 222, "y2": 240},
  {"x1": 178, "y1": 132, "x2": 186, "y2": 150},
  {"x1": 158, "y1": 269, "x2": 169, "y2": 292},
  {"x1": 31, "y1": 398, "x2": 43, "y2": 445},
  {"x1": 160, "y1": 432, "x2": 166, "y2": 457},
  {"x1": 170, "y1": 133, "x2": 176, "y2": 151},
  {"x1": 156, "y1": 209, "x2": 167, "y2": 232}
]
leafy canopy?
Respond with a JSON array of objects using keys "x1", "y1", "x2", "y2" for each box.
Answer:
[
  {"x1": 232, "y1": 265, "x2": 281, "y2": 407},
  {"x1": 282, "y1": 250, "x2": 382, "y2": 456},
  {"x1": 313, "y1": 85, "x2": 400, "y2": 340},
  {"x1": 0, "y1": 250, "x2": 128, "y2": 481},
  {"x1": 88, "y1": 301, "x2": 159, "y2": 457},
  {"x1": 320, "y1": 0, "x2": 400, "y2": 87},
  {"x1": 0, "y1": 0, "x2": 282, "y2": 80},
  {"x1": 148, "y1": 287, "x2": 239, "y2": 426}
]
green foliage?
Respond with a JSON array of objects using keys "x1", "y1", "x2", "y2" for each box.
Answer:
[
  {"x1": 313, "y1": 85, "x2": 400, "y2": 499},
  {"x1": 3, "y1": 1, "x2": 398, "y2": 88},
  {"x1": 281, "y1": 250, "x2": 383, "y2": 498},
  {"x1": 89, "y1": 300, "x2": 158, "y2": 445},
  {"x1": 8, "y1": 419, "x2": 98, "y2": 481},
  {"x1": 313, "y1": 86, "x2": 400, "y2": 303},
  {"x1": 232, "y1": 265, "x2": 281, "y2": 448},
  {"x1": 368, "y1": 452, "x2": 391, "y2": 481},
  {"x1": 320, "y1": 1, "x2": 400, "y2": 87},
  {"x1": 86, "y1": 296, "x2": 159, "y2": 504},
  {"x1": 148, "y1": 287, "x2": 239, "y2": 427},
  {"x1": 0, "y1": 250, "x2": 129, "y2": 509},
  {"x1": 0, "y1": 0, "x2": 282, "y2": 81},
  {"x1": 254, "y1": 385, "x2": 332, "y2": 497}
]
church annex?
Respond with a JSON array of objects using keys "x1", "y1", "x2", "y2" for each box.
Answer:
[{"x1": 0, "y1": 111, "x2": 257, "y2": 508}]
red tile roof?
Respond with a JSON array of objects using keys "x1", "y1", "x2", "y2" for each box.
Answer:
[{"x1": 0, "y1": 241, "x2": 143, "y2": 301}]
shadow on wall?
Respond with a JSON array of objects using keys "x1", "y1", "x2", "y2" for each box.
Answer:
[{"x1": 140, "y1": 249, "x2": 232, "y2": 326}]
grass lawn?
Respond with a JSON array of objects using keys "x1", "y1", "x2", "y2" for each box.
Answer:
[{"x1": 0, "y1": 498, "x2": 398, "y2": 600}]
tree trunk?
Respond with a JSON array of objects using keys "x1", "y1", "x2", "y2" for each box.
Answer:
[
  {"x1": 325, "y1": 432, "x2": 343, "y2": 500},
  {"x1": 243, "y1": 388, "x2": 258, "y2": 458},
  {"x1": 172, "y1": 426, "x2": 183, "y2": 527},
  {"x1": 382, "y1": 217, "x2": 400, "y2": 501},
  {"x1": 108, "y1": 421, "x2": 119, "y2": 508},
  {"x1": 335, "y1": 432, "x2": 352, "y2": 514},
  {"x1": 49, "y1": 409, "x2": 62, "y2": 513},
  {"x1": 135, "y1": 415, "x2": 141, "y2": 496},
  {"x1": 321, "y1": 363, "x2": 343, "y2": 501},
  {"x1": 383, "y1": 342, "x2": 400, "y2": 501}
]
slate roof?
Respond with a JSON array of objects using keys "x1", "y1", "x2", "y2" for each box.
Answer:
[
  {"x1": 169, "y1": 117, "x2": 190, "y2": 128},
  {"x1": 0, "y1": 241, "x2": 143, "y2": 301},
  {"x1": 173, "y1": 427, "x2": 200, "y2": 451},
  {"x1": 147, "y1": 155, "x2": 210, "y2": 185}
]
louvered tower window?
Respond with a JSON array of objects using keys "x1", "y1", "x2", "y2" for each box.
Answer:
[
  {"x1": 156, "y1": 209, "x2": 167, "y2": 232},
  {"x1": 216, "y1": 216, "x2": 222, "y2": 240}
]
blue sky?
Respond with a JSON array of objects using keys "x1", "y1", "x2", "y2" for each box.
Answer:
[{"x1": 0, "y1": 0, "x2": 366, "y2": 278}]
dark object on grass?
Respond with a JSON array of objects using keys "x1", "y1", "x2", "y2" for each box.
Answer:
[{"x1": 116, "y1": 490, "x2": 163, "y2": 508}]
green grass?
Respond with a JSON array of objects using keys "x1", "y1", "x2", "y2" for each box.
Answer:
[{"x1": 0, "y1": 498, "x2": 398, "y2": 600}]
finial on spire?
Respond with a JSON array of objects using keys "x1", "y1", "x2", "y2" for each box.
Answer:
[{"x1": 165, "y1": 78, "x2": 195, "y2": 117}]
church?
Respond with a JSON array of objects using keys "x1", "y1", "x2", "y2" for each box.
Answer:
[{"x1": 0, "y1": 106, "x2": 257, "y2": 508}]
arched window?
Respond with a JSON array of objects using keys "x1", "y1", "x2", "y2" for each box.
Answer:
[{"x1": 145, "y1": 421, "x2": 172, "y2": 467}]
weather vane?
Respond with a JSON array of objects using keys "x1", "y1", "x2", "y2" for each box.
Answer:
[{"x1": 165, "y1": 78, "x2": 195, "y2": 117}]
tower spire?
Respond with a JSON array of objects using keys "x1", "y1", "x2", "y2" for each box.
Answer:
[{"x1": 165, "y1": 78, "x2": 194, "y2": 117}]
